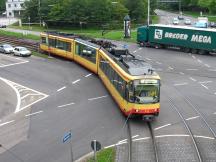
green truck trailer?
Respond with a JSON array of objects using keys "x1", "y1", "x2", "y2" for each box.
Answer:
[{"x1": 137, "y1": 24, "x2": 216, "y2": 54}]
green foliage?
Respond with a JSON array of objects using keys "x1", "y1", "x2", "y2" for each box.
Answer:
[
  {"x1": 87, "y1": 148, "x2": 115, "y2": 162},
  {"x1": 0, "y1": 0, "x2": 6, "y2": 13}
]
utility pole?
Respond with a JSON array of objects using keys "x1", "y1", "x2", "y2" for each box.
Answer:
[
  {"x1": 38, "y1": 0, "x2": 41, "y2": 26},
  {"x1": 147, "y1": 0, "x2": 150, "y2": 26}
]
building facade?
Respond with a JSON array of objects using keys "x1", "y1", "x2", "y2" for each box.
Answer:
[{"x1": 6, "y1": 0, "x2": 26, "y2": 18}]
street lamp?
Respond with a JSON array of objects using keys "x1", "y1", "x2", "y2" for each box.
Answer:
[
  {"x1": 147, "y1": 0, "x2": 150, "y2": 26},
  {"x1": 28, "y1": 16, "x2": 31, "y2": 29}
]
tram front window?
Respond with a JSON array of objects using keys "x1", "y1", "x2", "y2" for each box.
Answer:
[{"x1": 134, "y1": 80, "x2": 159, "y2": 104}]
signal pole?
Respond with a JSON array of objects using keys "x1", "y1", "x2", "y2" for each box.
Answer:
[{"x1": 147, "y1": 0, "x2": 150, "y2": 26}]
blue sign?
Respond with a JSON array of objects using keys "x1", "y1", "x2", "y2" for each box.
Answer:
[{"x1": 63, "y1": 132, "x2": 72, "y2": 143}]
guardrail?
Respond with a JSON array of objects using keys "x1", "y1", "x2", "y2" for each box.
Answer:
[{"x1": 0, "y1": 35, "x2": 39, "y2": 52}]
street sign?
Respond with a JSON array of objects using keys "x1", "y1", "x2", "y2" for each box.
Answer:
[
  {"x1": 91, "y1": 140, "x2": 101, "y2": 151},
  {"x1": 63, "y1": 132, "x2": 72, "y2": 143}
]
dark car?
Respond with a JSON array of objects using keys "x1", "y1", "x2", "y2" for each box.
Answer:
[
  {"x1": 0, "y1": 24, "x2": 6, "y2": 28},
  {"x1": 209, "y1": 22, "x2": 216, "y2": 28},
  {"x1": 178, "y1": 15, "x2": 184, "y2": 20}
]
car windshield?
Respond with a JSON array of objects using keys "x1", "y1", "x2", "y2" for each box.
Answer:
[
  {"x1": 134, "y1": 80, "x2": 160, "y2": 104},
  {"x1": 20, "y1": 47, "x2": 28, "y2": 51},
  {"x1": 3, "y1": 44, "x2": 12, "y2": 48}
]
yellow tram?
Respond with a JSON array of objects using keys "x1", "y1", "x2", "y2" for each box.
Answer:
[{"x1": 40, "y1": 32, "x2": 161, "y2": 120}]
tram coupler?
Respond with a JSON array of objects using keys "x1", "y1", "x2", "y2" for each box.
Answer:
[{"x1": 142, "y1": 115, "x2": 154, "y2": 122}]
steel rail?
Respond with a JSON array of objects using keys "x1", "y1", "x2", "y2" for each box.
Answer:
[{"x1": 167, "y1": 96, "x2": 202, "y2": 162}]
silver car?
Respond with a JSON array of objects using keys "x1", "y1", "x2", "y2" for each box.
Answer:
[
  {"x1": 0, "y1": 44, "x2": 14, "y2": 54},
  {"x1": 13, "y1": 46, "x2": 31, "y2": 57}
]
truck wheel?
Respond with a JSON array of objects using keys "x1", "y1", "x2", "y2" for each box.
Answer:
[
  {"x1": 155, "y1": 44, "x2": 161, "y2": 49},
  {"x1": 198, "y1": 50, "x2": 207, "y2": 55},
  {"x1": 191, "y1": 49, "x2": 198, "y2": 54},
  {"x1": 183, "y1": 48, "x2": 191, "y2": 53}
]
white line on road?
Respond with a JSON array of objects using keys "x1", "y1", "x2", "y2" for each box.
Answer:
[
  {"x1": 192, "y1": 55, "x2": 196, "y2": 59},
  {"x1": 132, "y1": 135, "x2": 139, "y2": 139},
  {"x1": 197, "y1": 59, "x2": 202, "y2": 63},
  {"x1": 214, "y1": 92, "x2": 216, "y2": 95},
  {"x1": 88, "y1": 95, "x2": 108, "y2": 101},
  {"x1": 57, "y1": 86, "x2": 66, "y2": 92},
  {"x1": 174, "y1": 83, "x2": 188, "y2": 86},
  {"x1": 199, "y1": 81, "x2": 212, "y2": 84},
  {"x1": 58, "y1": 102, "x2": 75, "y2": 108},
  {"x1": 201, "y1": 84, "x2": 209, "y2": 89},
  {"x1": 133, "y1": 137, "x2": 150, "y2": 142},
  {"x1": 168, "y1": 66, "x2": 174, "y2": 70},
  {"x1": 154, "y1": 124, "x2": 171, "y2": 130},
  {"x1": 186, "y1": 116, "x2": 200, "y2": 121},
  {"x1": 194, "y1": 135, "x2": 214, "y2": 140},
  {"x1": 204, "y1": 64, "x2": 210, "y2": 68},
  {"x1": 85, "y1": 73, "x2": 92, "y2": 78},
  {"x1": 137, "y1": 55, "x2": 142, "y2": 57},
  {"x1": 179, "y1": 72, "x2": 185, "y2": 75},
  {"x1": 72, "y1": 79, "x2": 81, "y2": 84},
  {"x1": 0, "y1": 120, "x2": 15, "y2": 127},
  {"x1": 138, "y1": 48, "x2": 142, "y2": 50},
  {"x1": 156, "y1": 61, "x2": 162, "y2": 65},
  {"x1": 156, "y1": 134, "x2": 189, "y2": 138},
  {"x1": 25, "y1": 111, "x2": 43, "y2": 117},
  {"x1": 133, "y1": 50, "x2": 137, "y2": 53},
  {"x1": 186, "y1": 69, "x2": 198, "y2": 71},
  {"x1": 189, "y1": 77, "x2": 197, "y2": 82},
  {"x1": 146, "y1": 58, "x2": 152, "y2": 61},
  {"x1": 209, "y1": 69, "x2": 216, "y2": 72},
  {"x1": 20, "y1": 93, "x2": 41, "y2": 100},
  {"x1": 214, "y1": 112, "x2": 216, "y2": 114}
]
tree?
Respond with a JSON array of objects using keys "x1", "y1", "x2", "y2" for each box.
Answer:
[{"x1": 0, "y1": 0, "x2": 6, "y2": 14}]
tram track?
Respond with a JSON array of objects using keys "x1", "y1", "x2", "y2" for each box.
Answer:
[{"x1": 128, "y1": 120, "x2": 159, "y2": 162}]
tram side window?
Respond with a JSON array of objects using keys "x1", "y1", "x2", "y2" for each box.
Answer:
[
  {"x1": 41, "y1": 37, "x2": 46, "y2": 44},
  {"x1": 48, "y1": 38, "x2": 56, "y2": 48},
  {"x1": 56, "y1": 40, "x2": 71, "y2": 51},
  {"x1": 75, "y1": 42, "x2": 96, "y2": 63}
]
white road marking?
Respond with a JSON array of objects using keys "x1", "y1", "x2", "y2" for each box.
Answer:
[
  {"x1": 204, "y1": 64, "x2": 210, "y2": 68},
  {"x1": 0, "y1": 54, "x2": 29, "y2": 68},
  {"x1": 137, "y1": 55, "x2": 142, "y2": 57},
  {"x1": 58, "y1": 102, "x2": 75, "y2": 108},
  {"x1": 146, "y1": 58, "x2": 152, "y2": 61},
  {"x1": 0, "y1": 120, "x2": 15, "y2": 127},
  {"x1": 174, "y1": 83, "x2": 188, "y2": 86},
  {"x1": 118, "y1": 139, "x2": 127, "y2": 143},
  {"x1": 0, "y1": 63, "x2": 5, "y2": 66},
  {"x1": 132, "y1": 135, "x2": 139, "y2": 139},
  {"x1": 25, "y1": 111, "x2": 43, "y2": 117},
  {"x1": 57, "y1": 86, "x2": 66, "y2": 92},
  {"x1": 72, "y1": 79, "x2": 80, "y2": 84},
  {"x1": 133, "y1": 50, "x2": 137, "y2": 53},
  {"x1": 189, "y1": 77, "x2": 197, "y2": 82},
  {"x1": 138, "y1": 48, "x2": 142, "y2": 50},
  {"x1": 20, "y1": 93, "x2": 41, "y2": 100},
  {"x1": 194, "y1": 135, "x2": 214, "y2": 140},
  {"x1": 156, "y1": 134, "x2": 189, "y2": 138},
  {"x1": 85, "y1": 73, "x2": 92, "y2": 78},
  {"x1": 186, "y1": 69, "x2": 198, "y2": 71},
  {"x1": 168, "y1": 66, "x2": 174, "y2": 70},
  {"x1": 133, "y1": 137, "x2": 150, "y2": 142},
  {"x1": 197, "y1": 59, "x2": 202, "y2": 63},
  {"x1": 154, "y1": 124, "x2": 171, "y2": 130},
  {"x1": 0, "y1": 77, "x2": 21, "y2": 114},
  {"x1": 179, "y1": 72, "x2": 185, "y2": 75},
  {"x1": 156, "y1": 61, "x2": 162, "y2": 65},
  {"x1": 192, "y1": 55, "x2": 196, "y2": 59},
  {"x1": 214, "y1": 112, "x2": 216, "y2": 114},
  {"x1": 199, "y1": 81, "x2": 212, "y2": 84},
  {"x1": 88, "y1": 95, "x2": 108, "y2": 101},
  {"x1": 214, "y1": 92, "x2": 216, "y2": 95},
  {"x1": 201, "y1": 84, "x2": 209, "y2": 90},
  {"x1": 209, "y1": 69, "x2": 216, "y2": 72},
  {"x1": 186, "y1": 116, "x2": 200, "y2": 121}
]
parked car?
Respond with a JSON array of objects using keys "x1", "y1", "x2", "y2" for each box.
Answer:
[
  {"x1": 0, "y1": 44, "x2": 14, "y2": 54},
  {"x1": 178, "y1": 15, "x2": 184, "y2": 20},
  {"x1": 194, "y1": 21, "x2": 208, "y2": 28},
  {"x1": 209, "y1": 22, "x2": 216, "y2": 28},
  {"x1": 173, "y1": 18, "x2": 179, "y2": 25},
  {"x1": 0, "y1": 24, "x2": 6, "y2": 28},
  {"x1": 184, "y1": 18, "x2": 191, "y2": 25},
  {"x1": 13, "y1": 46, "x2": 31, "y2": 57}
]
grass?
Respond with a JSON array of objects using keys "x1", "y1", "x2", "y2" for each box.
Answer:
[
  {"x1": 32, "y1": 51, "x2": 50, "y2": 58},
  {"x1": 9, "y1": 25, "x2": 138, "y2": 42},
  {"x1": 87, "y1": 148, "x2": 115, "y2": 162},
  {"x1": 0, "y1": 29, "x2": 40, "y2": 40},
  {"x1": 184, "y1": 11, "x2": 216, "y2": 22},
  {"x1": 152, "y1": 15, "x2": 159, "y2": 24}
]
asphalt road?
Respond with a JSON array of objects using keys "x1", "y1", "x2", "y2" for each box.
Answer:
[
  {"x1": 0, "y1": 38, "x2": 216, "y2": 161},
  {"x1": 155, "y1": 9, "x2": 198, "y2": 26}
]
